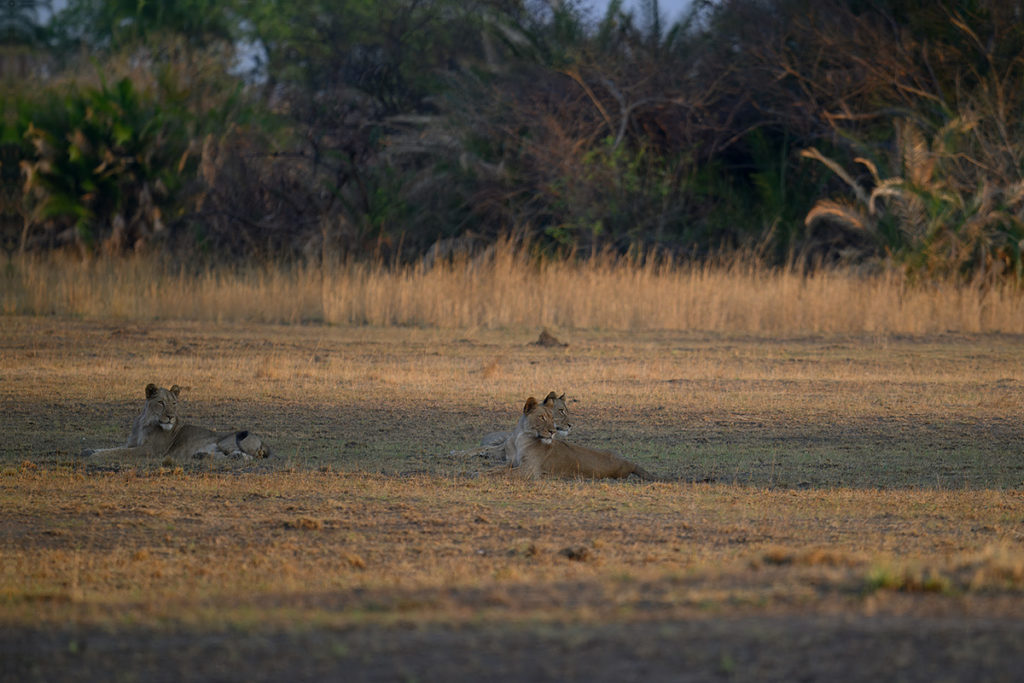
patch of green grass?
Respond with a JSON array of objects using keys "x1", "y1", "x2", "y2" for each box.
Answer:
[{"x1": 865, "y1": 565, "x2": 954, "y2": 595}]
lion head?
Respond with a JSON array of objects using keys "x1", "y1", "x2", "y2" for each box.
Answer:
[
  {"x1": 521, "y1": 396, "x2": 556, "y2": 444},
  {"x1": 142, "y1": 383, "x2": 181, "y2": 432},
  {"x1": 541, "y1": 391, "x2": 573, "y2": 438}
]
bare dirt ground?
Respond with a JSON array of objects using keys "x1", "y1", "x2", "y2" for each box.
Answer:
[{"x1": 3, "y1": 317, "x2": 1023, "y2": 681}]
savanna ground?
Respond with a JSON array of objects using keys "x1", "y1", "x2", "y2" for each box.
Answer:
[{"x1": 3, "y1": 315, "x2": 1024, "y2": 681}]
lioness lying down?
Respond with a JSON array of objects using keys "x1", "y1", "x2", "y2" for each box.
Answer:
[
  {"x1": 480, "y1": 391, "x2": 574, "y2": 466},
  {"x1": 80, "y1": 384, "x2": 270, "y2": 463},
  {"x1": 510, "y1": 396, "x2": 660, "y2": 481}
]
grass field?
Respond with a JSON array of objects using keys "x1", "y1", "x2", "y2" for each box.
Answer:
[{"x1": 4, "y1": 315, "x2": 1024, "y2": 681}]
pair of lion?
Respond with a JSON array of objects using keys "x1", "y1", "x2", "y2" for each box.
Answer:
[
  {"x1": 83, "y1": 383, "x2": 658, "y2": 481},
  {"x1": 481, "y1": 392, "x2": 660, "y2": 481},
  {"x1": 80, "y1": 384, "x2": 270, "y2": 464}
]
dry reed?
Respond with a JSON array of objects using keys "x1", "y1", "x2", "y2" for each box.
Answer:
[{"x1": 4, "y1": 244, "x2": 1023, "y2": 334}]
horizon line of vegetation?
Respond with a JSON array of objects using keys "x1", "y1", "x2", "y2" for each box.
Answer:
[
  {"x1": 6, "y1": 246, "x2": 1024, "y2": 334},
  {"x1": 4, "y1": 0, "x2": 1024, "y2": 288}
]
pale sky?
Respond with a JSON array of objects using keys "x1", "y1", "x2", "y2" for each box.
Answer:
[{"x1": 587, "y1": 0, "x2": 694, "y2": 23}]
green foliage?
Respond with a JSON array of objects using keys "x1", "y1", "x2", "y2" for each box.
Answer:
[
  {"x1": 21, "y1": 77, "x2": 194, "y2": 252},
  {"x1": 803, "y1": 116, "x2": 1024, "y2": 282},
  {"x1": 54, "y1": 0, "x2": 240, "y2": 50},
  {"x1": 243, "y1": 0, "x2": 481, "y2": 113},
  {"x1": 865, "y1": 564, "x2": 953, "y2": 595},
  {"x1": 542, "y1": 136, "x2": 676, "y2": 250},
  {"x1": 10, "y1": 0, "x2": 1024, "y2": 283}
]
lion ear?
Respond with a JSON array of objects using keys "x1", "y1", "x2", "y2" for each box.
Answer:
[
  {"x1": 170, "y1": 385, "x2": 181, "y2": 397},
  {"x1": 523, "y1": 397, "x2": 538, "y2": 414},
  {"x1": 543, "y1": 391, "x2": 558, "y2": 404},
  {"x1": 145, "y1": 383, "x2": 158, "y2": 399}
]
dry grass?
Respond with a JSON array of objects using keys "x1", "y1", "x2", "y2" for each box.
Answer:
[
  {"x1": 4, "y1": 317, "x2": 1023, "y2": 488},
  {"x1": 4, "y1": 316, "x2": 1024, "y2": 679},
  {"x1": 6, "y1": 467, "x2": 1023, "y2": 631},
  {"x1": 5, "y1": 246, "x2": 1024, "y2": 333}
]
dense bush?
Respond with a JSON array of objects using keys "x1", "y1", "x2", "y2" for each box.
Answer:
[
  {"x1": 7, "y1": 0, "x2": 1024, "y2": 282},
  {"x1": 20, "y1": 78, "x2": 193, "y2": 253}
]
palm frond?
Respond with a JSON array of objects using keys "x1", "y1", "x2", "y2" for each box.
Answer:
[
  {"x1": 892, "y1": 192, "x2": 927, "y2": 242},
  {"x1": 868, "y1": 178, "x2": 905, "y2": 215},
  {"x1": 800, "y1": 148, "x2": 870, "y2": 207},
  {"x1": 1004, "y1": 180, "x2": 1024, "y2": 208},
  {"x1": 854, "y1": 157, "x2": 881, "y2": 185},
  {"x1": 804, "y1": 199, "x2": 870, "y2": 233},
  {"x1": 897, "y1": 120, "x2": 932, "y2": 186},
  {"x1": 934, "y1": 115, "x2": 976, "y2": 154}
]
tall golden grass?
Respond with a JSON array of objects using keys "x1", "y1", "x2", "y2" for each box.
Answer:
[{"x1": 4, "y1": 243, "x2": 1024, "y2": 334}]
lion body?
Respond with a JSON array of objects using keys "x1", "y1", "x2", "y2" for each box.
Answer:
[
  {"x1": 511, "y1": 397, "x2": 658, "y2": 481},
  {"x1": 82, "y1": 384, "x2": 269, "y2": 463}
]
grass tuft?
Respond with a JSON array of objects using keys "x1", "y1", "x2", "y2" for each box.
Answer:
[{"x1": 865, "y1": 565, "x2": 953, "y2": 594}]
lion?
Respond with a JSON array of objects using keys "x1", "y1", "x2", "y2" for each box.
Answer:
[
  {"x1": 509, "y1": 396, "x2": 660, "y2": 481},
  {"x1": 479, "y1": 391, "x2": 573, "y2": 466},
  {"x1": 80, "y1": 383, "x2": 270, "y2": 463}
]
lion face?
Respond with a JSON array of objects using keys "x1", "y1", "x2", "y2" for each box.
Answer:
[
  {"x1": 522, "y1": 396, "x2": 556, "y2": 444},
  {"x1": 542, "y1": 392, "x2": 573, "y2": 437},
  {"x1": 143, "y1": 383, "x2": 181, "y2": 432}
]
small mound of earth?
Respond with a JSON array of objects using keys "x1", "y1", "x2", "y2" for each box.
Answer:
[{"x1": 531, "y1": 329, "x2": 567, "y2": 347}]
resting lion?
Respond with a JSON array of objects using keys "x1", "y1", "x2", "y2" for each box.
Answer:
[
  {"x1": 80, "y1": 383, "x2": 270, "y2": 463},
  {"x1": 509, "y1": 396, "x2": 659, "y2": 481},
  {"x1": 480, "y1": 391, "x2": 573, "y2": 466}
]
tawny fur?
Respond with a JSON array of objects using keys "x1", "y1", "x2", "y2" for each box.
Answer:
[
  {"x1": 511, "y1": 397, "x2": 659, "y2": 481},
  {"x1": 80, "y1": 383, "x2": 270, "y2": 463},
  {"x1": 479, "y1": 391, "x2": 573, "y2": 465}
]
